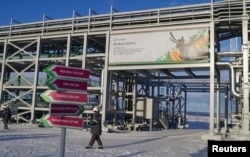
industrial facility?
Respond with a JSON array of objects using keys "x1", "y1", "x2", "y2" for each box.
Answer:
[{"x1": 0, "y1": 0, "x2": 250, "y2": 140}]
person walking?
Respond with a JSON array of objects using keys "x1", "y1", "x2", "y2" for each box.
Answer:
[
  {"x1": 85, "y1": 106, "x2": 103, "y2": 149},
  {"x1": 3, "y1": 105, "x2": 11, "y2": 129}
]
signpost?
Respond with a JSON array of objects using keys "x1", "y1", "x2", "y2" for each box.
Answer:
[
  {"x1": 40, "y1": 114, "x2": 84, "y2": 129},
  {"x1": 50, "y1": 104, "x2": 84, "y2": 116},
  {"x1": 40, "y1": 90, "x2": 88, "y2": 104},
  {"x1": 45, "y1": 78, "x2": 88, "y2": 91},
  {"x1": 40, "y1": 65, "x2": 90, "y2": 157},
  {"x1": 44, "y1": 65, "x2": 90, "y2": 80}
]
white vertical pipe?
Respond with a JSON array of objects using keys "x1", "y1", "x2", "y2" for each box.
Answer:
[
  {"x1": 242, "y1": 0, "x2": 249, "y2": 135},
  {"x1": 209, "y1": 20, "x2": 215, "y2": 135}
]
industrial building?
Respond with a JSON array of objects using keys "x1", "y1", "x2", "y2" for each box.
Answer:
[{"x1": 0, "y1": 0, "x2": 250, "y2": 140}]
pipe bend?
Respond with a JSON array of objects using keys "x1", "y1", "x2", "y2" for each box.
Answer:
[{"x1": 216, "y1": 62, "x2": 242, "y2": 97}]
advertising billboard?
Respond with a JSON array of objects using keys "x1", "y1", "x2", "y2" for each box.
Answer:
[{"x1": 109, "y1": 28, "x2": 209, "y2": 65}]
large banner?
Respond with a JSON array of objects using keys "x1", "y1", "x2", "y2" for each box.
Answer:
[{"x1": 109, "y1": 28, "x2": 209, "y2": 65}]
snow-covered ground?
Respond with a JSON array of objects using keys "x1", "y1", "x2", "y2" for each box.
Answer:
[{"x1": 0, "y1": 120, "x2": 208, "y2": 157}]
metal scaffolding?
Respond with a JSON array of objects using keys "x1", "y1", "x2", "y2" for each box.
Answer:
[{"x1": 0, "y1": 0, "x2": 249, "y2": 140}]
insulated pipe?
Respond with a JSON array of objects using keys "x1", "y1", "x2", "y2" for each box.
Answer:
[
  {"x1": 98, "y1": 68, "x2": 105, "y2": 109},
  {"x1": 216, "y1": 62, "x2": 242, "y2": 98}
]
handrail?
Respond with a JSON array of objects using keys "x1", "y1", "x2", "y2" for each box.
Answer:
[{"x1": 0, "y1": 0, "x2": 249, "y2": 39}]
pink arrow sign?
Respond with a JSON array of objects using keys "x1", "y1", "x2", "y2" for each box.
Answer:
[
  {"x1": 50, "y1": 104, "x2": 84, "y2": 116},
  {"x1": 41, "y1": 90, "x2": 88, "y2": 104},
  {"x1": 44, "y1": 65, "x2": 90, "y2": 80},
  {"x1": 46, "y1": 78, "x2": 88, "y2": 92},
  {"x1": 41, "y1": 114, "x2": 83, "y2": 129}
]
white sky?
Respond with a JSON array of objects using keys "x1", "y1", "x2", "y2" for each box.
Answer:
[{"x1": 0, "y1": 119, "x2": 208, "y2": 157}]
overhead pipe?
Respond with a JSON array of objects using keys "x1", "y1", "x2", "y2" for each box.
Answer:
[{"x1": 216, "y1": 62, "x2": 242, "y2": 97}]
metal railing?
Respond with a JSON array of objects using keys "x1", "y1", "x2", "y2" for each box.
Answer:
[{"x1": 1, "y1": 1, "x2": 248, "y2": 40}]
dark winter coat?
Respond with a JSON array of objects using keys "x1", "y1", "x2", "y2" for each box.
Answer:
[
  {"x1": 89, "y1": 113, "x2": 102, "y2": 135},
  {"x1": 3, "y1": 107, "x2": 11, "y2": 124}
]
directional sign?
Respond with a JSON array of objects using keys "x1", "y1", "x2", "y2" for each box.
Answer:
[
  {"x1": 46, "y1": 77, "x2": 88, "y2": 92},
  {"x1": 40, "y1": 90, "x2": 88, "y2": 104},
  {"x1": 50, "y1": 104, "x2": 84, "y2": 116},
  {"x1": 40, "y1": 114, "x2": 83, "y2": 130},
  {"x1": 44, "y1": 65, "x2": 90, "y2": 80}
]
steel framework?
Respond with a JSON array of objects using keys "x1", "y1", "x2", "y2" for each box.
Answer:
[{"x1": 0, "y1": 0, "x2": 250, "y2": 140}]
